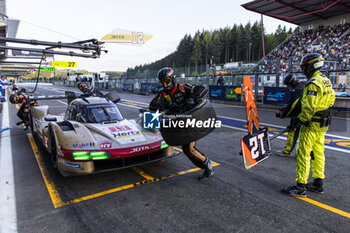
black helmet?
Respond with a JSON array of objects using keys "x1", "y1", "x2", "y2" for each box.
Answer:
[
  {"x1": 300, "y1": 53, "x2": 324, "y2": 79},
  {"x1": 157, "y1": 67, "x2": 176, "y2": 91},
  {"x1": 283, "y1": 73, "x2": 298, "y2": 87}
]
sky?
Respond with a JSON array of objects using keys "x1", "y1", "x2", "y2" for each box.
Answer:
[{"x1": 6, "y1": 0, "x2": 296, "y2": 72}]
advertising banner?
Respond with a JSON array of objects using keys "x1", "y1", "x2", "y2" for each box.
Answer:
[
  {"x1": 209, "y1": 85, "x2": 225, "y2": 100},
  {"x1": 123, "y1": 84, "x2": 134, "y2": 92},
  {"x1": 224, "y1": 86, "x2": 242, "y2": 102},
  {"x1": 263, "y1": 87, "x2": 290, "y2": 105}
]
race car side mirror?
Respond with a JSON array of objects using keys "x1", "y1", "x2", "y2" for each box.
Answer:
[{"x1": 44, "y1": 116, "x2": 57, "y2": 122}]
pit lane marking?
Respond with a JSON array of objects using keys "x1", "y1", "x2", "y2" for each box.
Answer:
[
  {"x1": 56, "y1": 100, "x2": 67, "y2": 105},
  {"x1": 132, "y1": 167, "x2": 154, "y2": 180},
  {"x1": 0, "y1": 96, "x2": 17, "y2": 232},
  {"x1": 27, "y1": 133, "x2": 65, "y2": 208},
  {"x1": 296, "y1": 197, "x2": 350, "y2": 219},
  {"x1": 62, "y1": 166, "x2": 213, "y2": 207}
]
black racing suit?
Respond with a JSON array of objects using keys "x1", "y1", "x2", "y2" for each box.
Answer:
[
  {"x1": 149, "y1": 83, "x2": 209, "y2": 169},
  {"x1": 280, "y1": 82, "x2": 305, "y2": 154},
  {"x1": 280, "y1": 82, "x2": 304, "y2": 118}
]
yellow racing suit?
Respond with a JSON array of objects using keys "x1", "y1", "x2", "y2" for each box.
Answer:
[{"x1": 295, "y1": 71, "x2": 335, "y2": 184}]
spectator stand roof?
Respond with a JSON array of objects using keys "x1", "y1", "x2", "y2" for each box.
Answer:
[{"x1": 242, "y1": 0, "x2": 350, "y2": 25}]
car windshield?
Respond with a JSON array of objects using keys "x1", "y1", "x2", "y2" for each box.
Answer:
[{"x1": 78, "y1": 105, "x2": 123, "y2": 123}]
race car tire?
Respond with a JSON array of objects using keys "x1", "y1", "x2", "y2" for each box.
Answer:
[
  {"x1": 160, "y1": 99, "x2": 217, "y2": 146},
  {"x1": 49, "y1": 128, "x2": 58, "y2": 169}
]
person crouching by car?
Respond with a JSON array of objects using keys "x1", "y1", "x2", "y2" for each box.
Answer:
[{"x1": 149, "y1": 67, "x2": 214, "y2": 181}]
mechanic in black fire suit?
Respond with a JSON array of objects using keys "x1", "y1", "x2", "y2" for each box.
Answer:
[
  {"x1": 275, "y1": 73, "x2": 305, "y2": 157},
  {"x1": 149, "y1": 67, "x2": 214, "y2": 180}
]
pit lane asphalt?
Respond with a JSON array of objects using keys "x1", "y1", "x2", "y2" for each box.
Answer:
[{"x1": 4, "y1": 84, "x2": 350, "y2": 233}]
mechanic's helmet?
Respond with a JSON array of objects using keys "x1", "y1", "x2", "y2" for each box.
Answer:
[
  {"x1": 283, "y1": 73, "x2": 298, "y2": 88},
  {"x1": 78, "y1": 83, "x2": 87, "y2": 93},
  {"x1": 9, "y1": 94, "x2": 24, "y2": 104},
  {"x1": 9, "y1": 94, "x2": 17, "y2": 104},
  {"x1": 157, "y1": 67, "x2": 176, "y2": 91},
  {"x1": 300, "y1": 53, "x2": 324, "y2": 79}
]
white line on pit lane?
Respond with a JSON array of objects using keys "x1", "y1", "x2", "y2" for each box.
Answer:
[{"x1": 0, "y1": 99, "x2": 18, "y2": 233}]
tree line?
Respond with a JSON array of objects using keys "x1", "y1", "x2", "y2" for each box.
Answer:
[{"x1": 127, "y1": 22, "x2": 293, "y2": 76}]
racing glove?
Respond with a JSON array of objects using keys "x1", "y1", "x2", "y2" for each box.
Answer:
[{"x1": 275, "y1": 111, "x2": 283, "y2": 118}]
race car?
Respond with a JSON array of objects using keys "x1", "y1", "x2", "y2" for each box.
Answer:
[{"x1": 29, "y1": 92, "x2": 179, "y2": 176}]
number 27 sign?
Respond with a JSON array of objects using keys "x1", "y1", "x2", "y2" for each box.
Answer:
[
  {"x1": 51, "y1": 61, "x2": 77, "y2": 68},
  {"x1": 241, "y1": 128, "x2": 271, "y2": 169}
]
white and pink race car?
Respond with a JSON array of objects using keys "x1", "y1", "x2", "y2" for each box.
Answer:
[{"x1": 30, "y1": 95, "x2": 178, "y2": 176}]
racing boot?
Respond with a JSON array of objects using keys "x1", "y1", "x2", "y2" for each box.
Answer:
[
  {"x1": 281, "y1": 183, "x2": 307, "y2": 197},
  {"x1": 306, "y1": 178, "x2": 324, "y2": 194},
  {"x1": 199, "y1": 159, "x2": 214, "y2": 181},
  {"x1": 276, "y1": 150, "x2": 293, "y2": 157}
]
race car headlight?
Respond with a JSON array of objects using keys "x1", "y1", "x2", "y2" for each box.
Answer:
[
  {"x1": 160, "y1": 140, "x2": 169, "y2": 149},
  {"x1": 72, "y1": 151, "x2": 111, "y2": 160},
  {"x1": 72, "y1": 151, "x2": 90, "y2": 160},
  {"x1": 90, "y1": 151, "x2": 110, "y2": 160}
]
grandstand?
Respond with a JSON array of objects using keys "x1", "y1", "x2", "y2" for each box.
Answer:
[
  {"x1": 243, "y1": 0, "x2": 350, "y2": 92},
  {"x1": 257, "y1": 23, "x2": 349, "y2": 73}
]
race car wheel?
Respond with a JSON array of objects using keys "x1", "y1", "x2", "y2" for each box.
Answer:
[
  {"x1": 160, "y1": 99, "x2": 217, "y2": 146},
  {"x1": 49, "y1": 128, "x2": 58, "y2": 169}
]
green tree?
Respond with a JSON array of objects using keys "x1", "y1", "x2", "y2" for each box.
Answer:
[
  {"x1": 251, "y1": 21, "x2": 262, "y2": 61},
  {"x1": 230, "y1": 24, "x2": 238, "y2": 62},
  {"x1": 175, "y1": 34, "x2": 193, "y2": 67},
  {"x1": 191, "y1": 32, "x2": 202, "y2": 73},
  {"x1": 201, "y1": 30, "x2": 212, "y2": 65},
  {"x1": 210, "y1": 30, "x2": 223, "y2": 64}
]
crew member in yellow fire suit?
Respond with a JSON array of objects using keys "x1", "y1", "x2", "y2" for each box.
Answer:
[
  {"x1": 281, "y1": 53, "x2": 335, "y2": 197},
  {"x1": 149, "y1": 67, "x2": 214, "y2": 180}
]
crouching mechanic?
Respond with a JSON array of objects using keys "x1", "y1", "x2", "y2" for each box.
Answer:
[
  {"x1": 276, "y1": 73, "x2": 304, "y2": 157},
  {"x1": 281, "y1": 53, "x2": 335, "y2": 197},
  {"x1": 149, "y1": 67, "x2": 214, "y2": 180}
]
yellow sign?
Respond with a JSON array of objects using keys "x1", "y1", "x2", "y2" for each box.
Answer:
[
  {"x1": 102, "y1": 28, "x2": 153, "y2": 44},
  {"x1": 51, "y1": 61, "x2": 77, "y2": 68}
]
